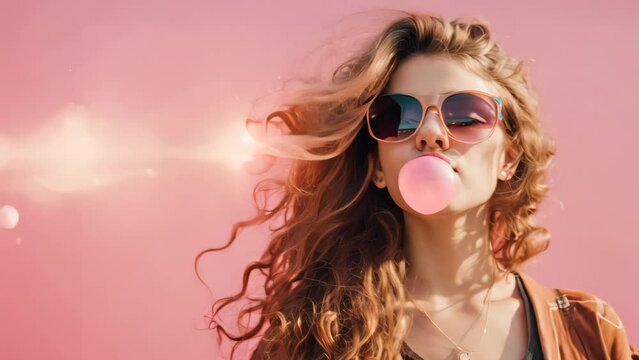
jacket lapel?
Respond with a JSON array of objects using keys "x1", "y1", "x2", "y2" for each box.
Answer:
[{"x1": 515, "y1": 271, "x2": 561, "y2": 359}]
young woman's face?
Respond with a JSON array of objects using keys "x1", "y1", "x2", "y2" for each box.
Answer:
[{"x1": 371, "y1": 54, "x2": 517, "y2": 215}]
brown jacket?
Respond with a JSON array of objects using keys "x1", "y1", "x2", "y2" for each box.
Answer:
[{"x1": 516, "y1": 271, "x2": 639, "y2": 359}]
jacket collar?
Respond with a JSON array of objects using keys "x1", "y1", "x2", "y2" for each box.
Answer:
[{"x1": 514, "y1": 271, "x2": 560, "y2": 359}]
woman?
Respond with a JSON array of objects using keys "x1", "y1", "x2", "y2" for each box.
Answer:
[{"x1": 195, "y1": 11, "x2": 638, "y2": 359}]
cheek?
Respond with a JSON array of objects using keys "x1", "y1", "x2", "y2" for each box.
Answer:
[
  {"x1": 376, "y1": 147, "x2": 414, "y2": 209},
  {"x1": 377, "y1": 144, "x2": 404, "y2": 175},
  {"x1": 379, "y1": 154, "x2": 402, "y2": 189},
  {"x1": 459, "y1": 146, "x2": 503, "y2": 182}
]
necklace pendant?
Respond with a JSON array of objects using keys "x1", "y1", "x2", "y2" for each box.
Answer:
[{"x1": 458, "y1": 352, "x2": 471, "y2": 360}]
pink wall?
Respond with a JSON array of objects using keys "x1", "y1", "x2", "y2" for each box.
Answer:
[{"x1": 1, "y1": 0, "x2": 637, "y2": 359}]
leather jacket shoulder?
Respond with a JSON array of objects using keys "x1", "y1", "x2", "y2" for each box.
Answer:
[{"x1": 516, "y1": 271, "x2": 639, "y2": 359}]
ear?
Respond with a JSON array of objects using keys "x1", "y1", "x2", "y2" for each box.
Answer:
[
  {"x1": 371, "y1": 154, "x2": 387, "y2": 189},
  {"x1": 499, "y1": 141, "x2": 522, "y2": 181}
]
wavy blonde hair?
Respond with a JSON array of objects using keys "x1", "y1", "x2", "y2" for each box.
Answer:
[{"x1": 195, "y1": 10, "x2": 556, "y2": 359}]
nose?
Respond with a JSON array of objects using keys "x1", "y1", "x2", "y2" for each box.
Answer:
[{"x1": 415, "y1": 105, "x2": 450, "y2": 150}]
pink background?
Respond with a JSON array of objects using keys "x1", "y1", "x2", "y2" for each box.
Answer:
[{"x1": 1, "y1": 0, "x2": 637, "y2": 359}]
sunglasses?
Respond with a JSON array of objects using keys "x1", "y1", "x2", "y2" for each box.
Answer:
[{"x1": 365, "y1": 90, "x2": 504, "y2": 144}]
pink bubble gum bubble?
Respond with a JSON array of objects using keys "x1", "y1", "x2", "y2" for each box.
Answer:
[{"x1": 397, "y1": 156, "x2": 456, "y2": 215}]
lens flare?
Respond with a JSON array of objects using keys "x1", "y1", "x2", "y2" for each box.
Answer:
[
  {"x1": 2, "y1": 101, "x2": 264, "y2": 200},
  {"x1": 0, "y1": 205, "x2": 20, "y2": 229}
]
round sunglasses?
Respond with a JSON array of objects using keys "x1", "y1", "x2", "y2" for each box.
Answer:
[{"x1": 365, "y1": 90, "x2": 504, "y2": 144}]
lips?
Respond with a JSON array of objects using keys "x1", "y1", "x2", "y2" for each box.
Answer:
[{"x1": 420, "y1": 153, "x2": 457, "y2": 172}]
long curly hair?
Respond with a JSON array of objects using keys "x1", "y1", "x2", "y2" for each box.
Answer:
[{"x1": 195, "y1": 10, "x2": 556, "y2": 360}]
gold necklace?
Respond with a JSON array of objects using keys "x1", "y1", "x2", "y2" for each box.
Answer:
[{"x1": 406, "y1": 263, "x2": 496, "y2": 360}]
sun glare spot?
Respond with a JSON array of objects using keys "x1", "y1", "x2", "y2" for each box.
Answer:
[{"x1": 0, "y1": 205, "x2": 20, "y2": 229}]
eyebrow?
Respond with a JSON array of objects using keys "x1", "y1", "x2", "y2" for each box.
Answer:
[
  {"x1": 382, "y1": 89, "x2": 482, "y2": 96},
  {"x1": 387, "y1": 89, "x2": 464, "y2": 96}
]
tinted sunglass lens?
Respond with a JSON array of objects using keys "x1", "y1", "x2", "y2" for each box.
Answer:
[
  {"x1": 368, "y1": 94, "x2": 422, "y2": 141},
  {"x1": 441, "y1": 93, "x2": 497, "y2": 142}
]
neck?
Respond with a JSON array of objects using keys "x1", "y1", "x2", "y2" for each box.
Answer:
[{"x1": 403, "y1": 203, "x2": 509, "y2": 304}]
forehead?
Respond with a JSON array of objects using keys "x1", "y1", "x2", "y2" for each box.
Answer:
[{"x1": 384, "y1": 54, "x2": 498, "y2": 95}]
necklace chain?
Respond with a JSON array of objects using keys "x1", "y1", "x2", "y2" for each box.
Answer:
[{"x1": 406, "y1": 262, "x2": 497, "y2": 358}]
